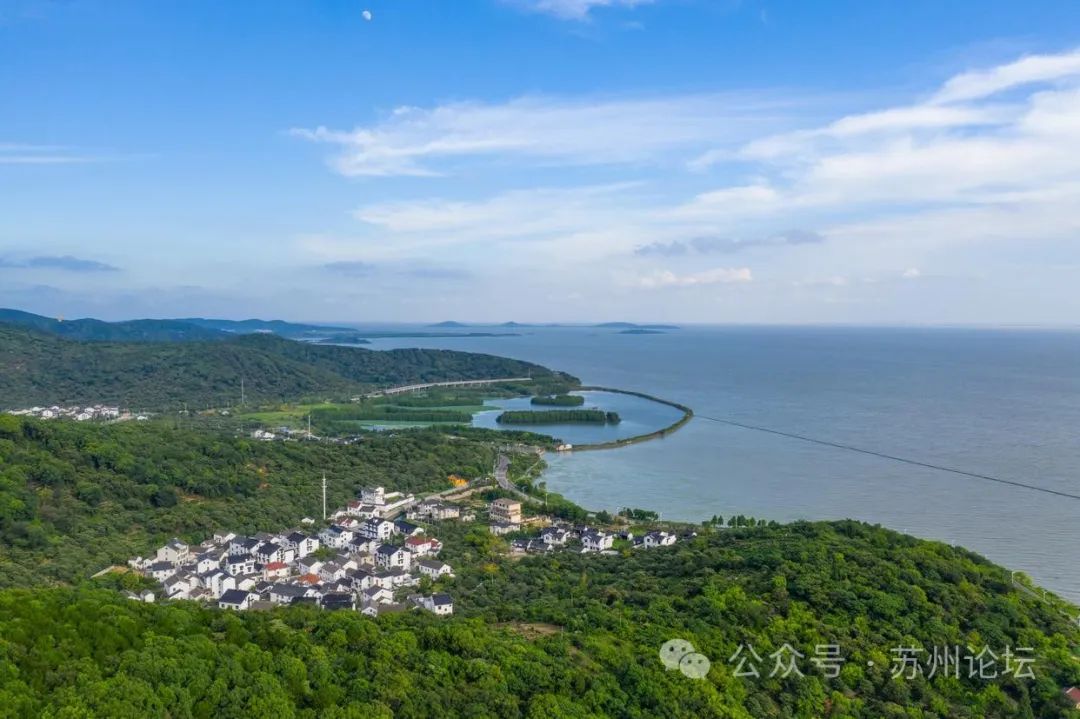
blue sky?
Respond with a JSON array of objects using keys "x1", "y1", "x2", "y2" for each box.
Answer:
[{"x1": 3, "y1": 0, "x2": 1080, "y2": 324}]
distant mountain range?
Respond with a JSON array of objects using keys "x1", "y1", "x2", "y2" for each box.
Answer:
[{"x1": 0, "y1": 309, "x2": 365, "y2": 343}]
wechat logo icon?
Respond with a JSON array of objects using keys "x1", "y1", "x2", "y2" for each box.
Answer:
[{"x1": 659, "y1": 639, "x2": 712, "y2": 679}]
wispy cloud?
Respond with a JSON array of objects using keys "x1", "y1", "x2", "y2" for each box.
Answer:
[
  {"x1": 507, "y1": 0, "x2": 655, "y2": 20},
  {"x1": 0, "y1": 255, "x2": 120, "y2": 272},
  {"x1": 321, "y1": 260, "x2": 376, "y2": 277},
  {"x1": 291, "y1": 94, "x2": 788, "y2": 177},
  {"x1": 320, "y1": 259, "x2": 470, "y2": 281},
  {"x1": 297, "y1": 47, "x2": 1080, "y2": 321},
  {"x1": 635, "y1": 267, "x2": 752, "y2": 288},
  {"x1": 0, "y1": 142, "x2": 97, "y2": 165},
  {"x1": 636, "y1": 229, "x2": 824, "y2": 256}
]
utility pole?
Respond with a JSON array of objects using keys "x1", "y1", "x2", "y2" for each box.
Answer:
[
  {"x1": 317, "y1": 470, "x2": 326, "y2": 520},
  {"x1": 240, "y1": 377, "x2": 245, "y2": 406}
]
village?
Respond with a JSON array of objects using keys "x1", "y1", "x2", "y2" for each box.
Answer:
[
  {"x1": 123, "y1": 467, "x2": 682, "y2": 618},
  {"x1": 6, "y1": 404, "x2": 146, "y2": 422}
]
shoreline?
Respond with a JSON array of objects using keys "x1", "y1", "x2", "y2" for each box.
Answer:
[{"x1": 561, "y1": 386, "x2": 693, "y2": 452}]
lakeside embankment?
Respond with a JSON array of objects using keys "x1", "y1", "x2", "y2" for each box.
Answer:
[{"x1": 564, "y1": 386, "x2": 693, "y2": 451}]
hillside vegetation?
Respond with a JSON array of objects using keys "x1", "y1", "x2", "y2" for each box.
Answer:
[
  {"x1": 0, "y1": 417, "x2": 1076, "y2": 716},
  {"x1": 0, "y1": 524, "x2": 1076, "y2": 717},
  {"x1": 0, "y1": 324, "x2": 573, "y2": 410},
  {"x1": 0, "y1": 416, "x2": 499, "y2": 588}
]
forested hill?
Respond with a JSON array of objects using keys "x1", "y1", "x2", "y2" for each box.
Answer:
[
  {"x1": 0, "y1": 308, "x2": 360, "y2": 342},
  {"x1": 0, "y1": 324, "x2": 573, "y2": 409},
  {"x1": 0, "y1": 307, "x2": 225, "y2": 341},
  {"x1": 0, "y1": 416, "x2": 1077, "y2": 716}
]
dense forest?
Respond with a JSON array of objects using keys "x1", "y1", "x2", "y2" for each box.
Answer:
[
  {"x1": 0, "y1": 324, "x2": 574, "y2": 410},
  {"x1": 0, "y1": 523, "x2": 1077, "y2": 717},
  {"x1": 497, "y1": 409, "x2": 621, "y2": 425},
  {"x1": 0, "y1": 417, "x2": 1077, "y2": 716},
  {"x1": 0, "y1": 416, "x2": 498, "y2": 587}
]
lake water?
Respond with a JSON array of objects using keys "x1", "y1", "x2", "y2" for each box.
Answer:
[
  {"x1": 470, "y1": 390, "x2": 685, "y2": 445},
  {"x1": 355, "y1": 325, "x2": 1080, "y2": 603}
]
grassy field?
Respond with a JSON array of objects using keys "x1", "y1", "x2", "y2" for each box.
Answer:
[{"x1": 234, "y1": 390, "x2": 502, "y2": 430}]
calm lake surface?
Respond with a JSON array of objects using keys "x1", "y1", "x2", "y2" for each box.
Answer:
[
  {"x1": 471, "y1": 390, "x2": 685, "y2": 444},
  {"x1": 356, "y1": 325, "x2": 1080, "y2": 602}
]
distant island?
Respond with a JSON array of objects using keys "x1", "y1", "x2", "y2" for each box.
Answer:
[
  {"x1": 316, "y1": 331, "x2": 518, "y2": 342},
  {"x1": 596, "y1": 322, "x2": 680, "y2": 330},
  {"x1": 618, "y1": 329, "x2": 666, "y2": 335}
]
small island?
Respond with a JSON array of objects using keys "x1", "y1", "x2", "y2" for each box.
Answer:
[
  {"x1": 497, "y1": 409, "x2": 621, "y2": 425},
  {"x1": 530, "y1": 394, "x2": 585, "y2": 406},
  {"x1": 618, "y1": 328, "x2": 665, "y2": 335}
]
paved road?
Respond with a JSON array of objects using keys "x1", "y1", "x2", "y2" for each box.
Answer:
[
  {"x1": 494, "y1": 453, "x2": 541, "y2": 504},
  {"x1": 358, "y1": 377, "x2": 533, "y2": 399}
]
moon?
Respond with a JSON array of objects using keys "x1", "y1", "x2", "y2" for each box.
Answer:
[{"x1": 362, "y1": 9, "x2": 373, "y2": 21}]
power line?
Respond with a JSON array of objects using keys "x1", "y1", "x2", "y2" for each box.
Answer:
[{"x1": 694, "y1": 413, "x2": 1080, "y2": 502}]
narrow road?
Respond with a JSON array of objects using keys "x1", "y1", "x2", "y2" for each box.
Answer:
[
  {"x1": 358, "y1": 377, "x2": 532, "y2": 399},
  {"x1": 494, "y1": 453, "x2": 541, "y2": 504}
]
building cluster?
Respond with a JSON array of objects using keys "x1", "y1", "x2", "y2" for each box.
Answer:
[
  {"x1": 249, "y1": 427, "x2": 360, "y2": 445},
  {"x1": 7, "y1": 405, "x2": 144, "y2": 422},
  {"x1": 407, "y1": 497, "x2": 476, "y2": 523},
  {"x1": 127, "y1": 486, "x2": 454, "y2": 617},
  {"x1": 486, "y1": 496, "x2": 682, "y2": 555}
]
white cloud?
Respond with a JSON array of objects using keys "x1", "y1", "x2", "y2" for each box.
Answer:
[
  {"x1": 295, "y1": 47, "x2": 1080, "y2": 323},
  {"x1": 0, "y1": 142, "x2": 94, "y2": 165},
  {"x1": 510, "y1": 0, "x2": 654, "y2": 20},
  {"x1": 636, "y1": 267, "x2": 752, "y2": 288},
  {"x1": 931, "y1": 48, "x2": 1080, "y2": 103},
  {"x1": 291, "y1": 94, "x2": 786, "y2": 177}
]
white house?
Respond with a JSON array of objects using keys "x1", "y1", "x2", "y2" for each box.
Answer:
[
  {"x1": 540, "y1": 527, "x2": 569, "y2": 546},
  {"x1": 404, "y1": 535, "x2": 441, "y2": 556},
  {"x1": 643, "y1": 530, "x2": 677, "y2": 548},
  {"x1": 361, "y1": 486, "x2": 386, "y2": 505},
  {"x1": 319, "y1": 562, "x2": 349, "y2": 582},
  {"x1": 489, "y1": 522, "x2": 517, "y2": 536},
  {"x1": 254, "y1": 542, "x2": 293, "y2": 565},
  {"x1": 229, "y1": 537, "x2": 260, "y2": 557},
  {"x1": 375, "y1": 544, "x2": 411, "y2": 571},
  {"x1": 319, "y1": 525, "x2": 355, "y2": 549},
  {"x1": 269, "y1": 584, "x2": 307, "y2": 605},
  {"x1": 581, "y1": 530, "x2": 614, "y2": 552},
  {"x1": 200, "y1": 570, "x2": 235, "y2": 598},
  {"x1": 162, "y1": 572, "x2": 194, "y2": 599},
  {"x1": 416, "y1": 559, "x2": 453, "y2": 579},
  {"x1": 359, "y1": 518, "x2": 397, "y2": 541},
  {"x1": 362, "y1": 585, "x2": 393, "y2": 605},
  {"x1": 419, "y1": 593, "x2": 454, "y2": 616},
  {"x1": 149, "y1": 561, "x2": 178, "y2": 582},
  {"x1": 226, "y1": 556, "x2": 257, "y2": 576},
  {"x1": 297, "y1": 557, "x2": 324, "y2": 576},
  {"x1": 156, "y1": 538, "x2": 190, "y2": 565},
  {"x1": 283, "y1": 531, "x2": 319, "y2": 558},
  {"x1": 218, "y1": 589, "x2": 254, "y2": 610},
  {"x1": 194, "y1": 552, "x2": 221, "y2": 575}
]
